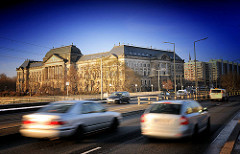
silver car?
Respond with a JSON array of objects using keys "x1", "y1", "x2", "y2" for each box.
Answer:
[
  {"x1": 20, "y1": 101, "x2": 122, "y2": 139},
  {"x1": 141, "y1": 100, "x2": 210, "y2": 139}
]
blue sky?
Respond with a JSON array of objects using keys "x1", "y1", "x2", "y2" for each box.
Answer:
[{"x1": 0, "y1": 0, "x2": 239, "y2": 77}]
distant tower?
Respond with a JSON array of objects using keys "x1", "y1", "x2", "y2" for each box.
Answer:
[
  {"x1": 189, "y1": 52, "x2": 191, "y2": 61},
  {"x1": 119, "y1": 42, "x2": 120, "y2": 46}
]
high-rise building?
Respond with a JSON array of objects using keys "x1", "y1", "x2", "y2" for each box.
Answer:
[{"x1": 184, "y1": 59, "x2": 240, "y2": 88}]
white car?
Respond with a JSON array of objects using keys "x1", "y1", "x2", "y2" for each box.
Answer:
[
  {"x1": 209, "y1": 88, "x2": 228, "y2": 101},
  {"x1": 176, "y1": 90, "x2": 188, "y2": 98},
  {"x1": 20, "y1": 101, "x2": 122, "y2": 139},
  {"x1": 141, "y1": 100, "x2": 210, "y2": 139}
]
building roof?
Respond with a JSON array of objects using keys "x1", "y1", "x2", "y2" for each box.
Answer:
[
  {"x1": 43, "y1": 45, "x2": 82, "y2": 62},
  {"x1": 120, "y1": 45, "x2": 182, "y2": 61},
  {"x1": 77, "y1": 45, "x2": 183, "y2": 62},
  {"x1": 17, "y1": 44, "x2": 184, "y2": 69},
  {"x1": 78, "y1": 52, "x2": 110, "y2": 61},
  {"x1": 17, "y1": 60, "x2": 42, "y2": 70}
]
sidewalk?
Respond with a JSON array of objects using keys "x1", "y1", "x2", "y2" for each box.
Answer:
[{"x1": 207, "y1": 111, "x2": 240, "y2": 154}]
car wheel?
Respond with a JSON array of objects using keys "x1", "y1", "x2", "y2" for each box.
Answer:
[
  {"x1": 73, "y1": 125, "x2": 84, "y2": 141},
  {"x1": 205, "y1": 118, "x2": 211, "y2": 134},
  {"x1": 119, "y1": 100, "x2": 123, "y2": 104},
  {"x1": 109, "y1": 118, "x2": 119, "y2": 131},
  {"x1": 192, "y1": 125, "x2": 199, "y2": 139},
  {"x1": 145, "y1": 136, "x2": 156, "y2": 142}
]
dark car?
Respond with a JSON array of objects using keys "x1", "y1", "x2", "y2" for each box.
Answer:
[{"x1": 107, "y1": 92, "x2": 130, "y2": 104}]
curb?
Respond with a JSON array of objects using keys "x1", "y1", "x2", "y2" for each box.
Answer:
[{"x1": 221, "y1": 121, "x2": 240, "y2": 154}]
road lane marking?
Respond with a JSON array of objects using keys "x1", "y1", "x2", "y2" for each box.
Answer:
[{"x1": 81, "y1": 147, "x2": 101, "y2": 154}]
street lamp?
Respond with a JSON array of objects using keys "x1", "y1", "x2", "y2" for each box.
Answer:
[
  {"x1": 66, "y1": 82, "x2": 69, "y2": 97},
  {"x1": 111, "y1": 53, "x2": 119, "y2": 91},
  {"x1": 101, "y1": 57, "x2": 103, "y2": 99},
  {"x1": 194, "y1": 37, "x2": 208, "y2": 94},
  {"x1": 163, "y1": 42, "x2": 176, "y2": 96},
  {"x1": 100, "y1": 54, "x2": 119, "y2": 100},
  {"x1": 151, "y1": 68, "x2": 165, "y2": 91},
  {"x1": 135, "y1": 84, "x2": 138, "y2": 92},
  {"x1": 151, "y1": 84, "x2": 153, "y2": 92},
  {"x1": 109, "y1": 84, "x2": 112, "y2": 93}
]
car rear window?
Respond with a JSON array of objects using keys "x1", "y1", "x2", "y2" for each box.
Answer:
[
  {"x1": 148, "y1": 103, "x2": 182, "y2": 115},
  {"x1": 211, "y1": 90, "x2": 221, "y2": 93},
  {"x1": 39, "y1": 103, "x2": 74, "y2": 113}
]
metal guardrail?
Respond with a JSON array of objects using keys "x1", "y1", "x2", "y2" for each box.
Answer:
[
  {"x1": 137, "y1": 96, "x2": 159, "y2": 105},
  {"x1": 229, "y1": 92, "x2": 240, "y2": 96},
  {"x1": 0, "y1": 91, "x2": 162, "y2": 105},
  {"x1": 0, "y1": 91, "x2": 240, "y2": 105},
  {"x1": 137, "y1": 94, "x2": 211, "y2": 105}
]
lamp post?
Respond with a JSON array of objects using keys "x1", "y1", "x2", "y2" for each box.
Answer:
[
  {"x1": 157, "y1": 70, "x2": 160, "y2": 91},
  {"x1": 101, "y1": 57, "x2": 103, "y2": 99},
  {"x1": 163, "y1": 42, "x2": 176, "y2": 96},
  {"x1": 194, "y1": 37, "x2": 208, "y2": 94},
  {"x1": 151, "y1": 68, "x2": 165, "y2": 91},
  {"x1": 100, "y1": 54, "x2": 119, "y2": 99},
  {"x1": 151, "y1": 84, "x2": 153, "y2": 92},
  {"x1": 66, "y1": 82, "x2": 69, "y2": 97},
  {"x1": 135, "y1": 84, "x2": 138, "y2": 92},
  {"x1": 109, "y1": 84, "x2": 112, "y2": 93},
  {"x1": 111, "y1": 53, "x2": 119, "y2": 91}
]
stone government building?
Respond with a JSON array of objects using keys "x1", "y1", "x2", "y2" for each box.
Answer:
[{"x1": 16, "y1": 44, "x2": 184, "y2": 94}]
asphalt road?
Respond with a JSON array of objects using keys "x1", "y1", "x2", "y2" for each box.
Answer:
[{"x1": 0, "y1": 97, "x2": 240, "y2": 154}]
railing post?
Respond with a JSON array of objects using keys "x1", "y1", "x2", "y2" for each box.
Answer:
[
  {"x1": 148, "y1": 97, "x2": 151, "y2": 104},
  {"x1": 138, "y1": 97, "x2": 140, "y2": 105}
]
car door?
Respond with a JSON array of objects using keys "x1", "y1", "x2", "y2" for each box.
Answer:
[
  {"x1": 122, "y1": 92, "x2": 127, "y2": 102},
  {"x1": 79, "y1": 102, "x2": 102, "y2": 132},
  {"x1": 190, "y1": 101, "x2": 208, "y2": 130},
  {"x1": 92, "y1": 103, "x2": 112, "y2": 128}
]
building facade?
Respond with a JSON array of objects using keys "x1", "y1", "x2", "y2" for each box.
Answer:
[
  {"x1": 184, "y1": 59, "x2": 240, "y2": 88},
  {"x1": 208, "y1": 59, "x2": 240, "y2": 88},
  {"x1": 16, "y1": 45, "x2": 184, "y2": 94},
  {"x1": 184, "y1": 60, "x2": 208, "y2": 85}
]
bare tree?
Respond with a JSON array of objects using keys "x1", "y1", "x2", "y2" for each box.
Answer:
[
  {"x1": 68, "y1": 65, "x2": 79, "y2": 95},
  {"x1": 221, "y1": 73, "x2": 240, "y2": 92},
  {"x1": 0, "y1": 73, "x2": 16, "y2": 92},
  {"x1": 121, "y1": 64, "x2": 141, "y2": 92}
]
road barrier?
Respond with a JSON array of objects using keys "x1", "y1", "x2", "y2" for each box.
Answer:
[
  {"x1": 137, "y1": 94, "x2": 211, "y2": 105},
  {"x1": 1, "y1": 91, "x2": 240, "y2": 105},
  {"x1": 138, "y1": 96, "x2": 159, "y2": 105}
]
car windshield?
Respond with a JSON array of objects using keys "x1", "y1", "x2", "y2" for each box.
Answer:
[
  {"x1": 148, "y1": 103, "x2": 181, "y2": 115},
  {"x1": 178, "y1": 91, "x2": 184, "y2": 93},
  {"x1": 111, "y1": 92, "x2": 122, "y2": 97},
  {"x1": 39, "y1": 103, "x2": 74, "y2": 113},
  {"x1": 211, "y1": 90, "x2": 222, "y2": 93}
]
